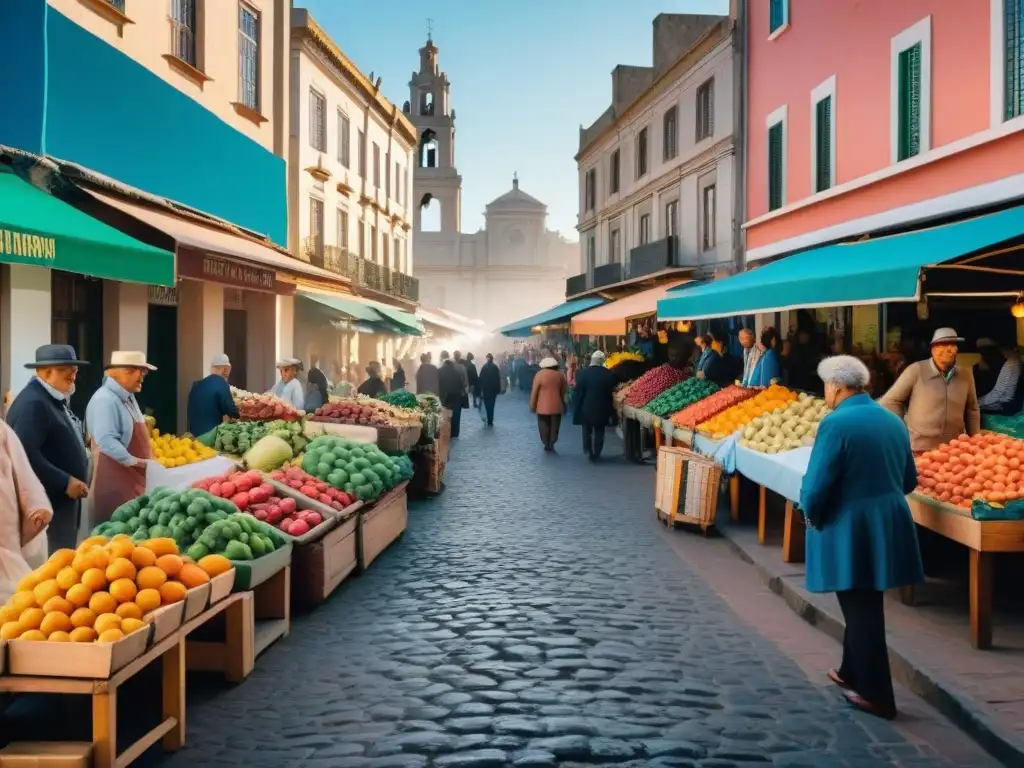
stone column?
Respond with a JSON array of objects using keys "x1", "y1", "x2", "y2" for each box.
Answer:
[
  {"x1": 1, "y1": 265, "x2": 51, "y2": 398},
  {"x1": 177, "y1": 280, "x2": 224, "y2": 433},
  {"x1": 102, "y1": 281, "x2": 149, "y2": 361}
]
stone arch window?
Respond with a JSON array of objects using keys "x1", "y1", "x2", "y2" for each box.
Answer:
[
  {"x1": 419, "y1": 89, "x2": 435, "y2": 116},
  {"x1": 419, "y1": 192, "x2": 441, "y2": 232},
  {"x1": 419, "y1": 129, "x2": 439, "y2": 168}
]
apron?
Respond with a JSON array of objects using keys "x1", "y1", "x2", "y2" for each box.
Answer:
[{"x1": 89, "y1": 409, "x2": 152, "y2": 525}]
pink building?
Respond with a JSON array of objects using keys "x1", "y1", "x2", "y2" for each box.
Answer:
[{"x1": 744, "y1": 0, "x2": 1024, "y2": 263}]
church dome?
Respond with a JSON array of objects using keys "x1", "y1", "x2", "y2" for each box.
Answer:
[{"x1": 486, "y1": 174, "x2": 547, "y2": 213}]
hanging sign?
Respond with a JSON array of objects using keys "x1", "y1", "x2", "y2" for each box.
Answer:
[
  {"x1": 177, "y1": 247, "x2": 295, "y2": 295},
  {"x1": 148, "y1": 285, "x2": 178, "y2": 306}
]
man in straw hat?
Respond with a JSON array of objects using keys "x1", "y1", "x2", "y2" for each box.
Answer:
[
  {"x1": 85, "y1": 351, "x2": 157, "y2": 523},
  {"x1": 879, "y1": 327, "x2": 980, "y2": 453},
  {"x1": 7, "y1": 344, "x2": 91, "y2": 549}
]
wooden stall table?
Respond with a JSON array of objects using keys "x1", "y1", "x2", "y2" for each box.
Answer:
[
  {"x1": 904, "y1": 496, "x2": 1024, "y2": 649},
  {"x1": 0, "y1": 592, "x2": 250, "y2": 768}
]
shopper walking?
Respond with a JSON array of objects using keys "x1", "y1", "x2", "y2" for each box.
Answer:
[
  {"x1": 438, "y1": 351, "x2": 466, "y2": 438},
  {"x1": 463, "y1": 352, "x2": 480, "y2": 408},
  {"x1": 452, "y1": 351, "x2": 471, "y2": 409},
  {"x1": 186, "y1": 354, "x2": 239, "y2": 437},
  {"x1": 573, "y1": 350, "x2": 618, "y2": 460},
  {"x1": 477, "y1": 353, "x2": 502, "y2": 427},
  {"x1": 358, "y1": 361, "x2": 389, "y2": 398},
  {"x1": 390, "y1": 359, "x2": 407, "y2": 392},
  {"x1": 416, "y1": 352, "x2": 440, "y2": 396},
  {"x1": 800, "y1": 355, "x2": 923, "y2": 721},
  {"x1": 6, "y1": 344, "x2": 90, "y2": 550},
  {"x1": 530, "y1": 357, "x2": 568, "y2": 451}
]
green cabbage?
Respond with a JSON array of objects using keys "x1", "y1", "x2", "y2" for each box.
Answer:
[{"x1": 241, "y1": 435, "x2": 293, "y2": 472}]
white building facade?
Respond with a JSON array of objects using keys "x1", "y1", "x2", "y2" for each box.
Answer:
[{"x1": 574, "y1": 14, "x2": 742, "y2": 296}]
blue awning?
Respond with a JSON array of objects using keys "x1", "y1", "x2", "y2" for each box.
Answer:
[
  {"x1": 496, "y1": 297, "x2": 607, "y2": 336},
  {"x1": 658, "y1": 205, "x2": 1024, "y2": 321}
]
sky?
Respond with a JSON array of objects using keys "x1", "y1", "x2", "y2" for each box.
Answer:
[{"x1": 302, "y1": 0, "x2": 730, "y2": 241}]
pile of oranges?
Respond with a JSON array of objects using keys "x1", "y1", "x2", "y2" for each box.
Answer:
[
  {"x1": 696, "y1": 384, "x2": 798, "y2": 439},
  {"x1": 1, "y1": 535, "x2": 232, "y2": 643}
]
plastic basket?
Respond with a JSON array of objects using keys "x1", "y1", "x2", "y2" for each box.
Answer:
[{"x1": 655, "y1": 445, "x2": 722, "y2": 533}]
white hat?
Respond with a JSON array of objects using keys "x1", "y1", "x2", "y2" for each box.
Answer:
[
  {"x1": 590, "y1": 350, "x2": 606, "y2": 364},
  {"x1": 211, "y1": 353, "x2": 231, "y2": 367},
  {"x1": 275, "y1": 358, "x2": 301, "y2": 368},
  {"x1": 539, "y1": 357, "x2": 559, "y2": 369},
  {"x1": 930, "y1": 328, "x2": 964, "y2": 346},
  {"x1": 106, "y1": 351, "x2": 157, "y2": 371}
]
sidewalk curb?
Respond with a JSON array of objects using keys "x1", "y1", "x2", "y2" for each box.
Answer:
[{"x1": 719, "y1": 529, "x2": 1024, "y2": 768}]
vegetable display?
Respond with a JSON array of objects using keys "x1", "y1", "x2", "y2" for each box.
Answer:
[
  {"x1": 268, "y1": 467, "x2": 357, "y2": 512},
  {"x1": 378, "y1": 390, "x2": 419, "y2": 410},
  {"x1": 642, "y1": 378, "x2": 719, "y2": 419},
  {"x1": 624, "y1": 365, "x2": 691, "y2": 408},
  {"x1": 696, "y1": 385, "x2": 798, "y2": 439},
  {"x1": 300, "y1": 435, "x2": 408, "y2": 502},
  {"x1": 1, "y1": 536, "x2": 228, "y2": 643},
  {"x1": 604, "y1": 351, "x2": 645, "y2": 369},
  {"x1": 263, "y1": 420, "x2": 308, "y2": 454},
  {"x1": 231, "y1": 387, "x2": 304, "y2": 422},
  {"x1": 671, "y1": 385, "x2": 757, "y2": 429},
  {"x1": 241, "y1": 435, "x2": 293, "y2": 473},
  {"x1": 311, "y1": 396, "x2": 421, "y2": 428},
  {"x1": 148, "y1": 425, "x2": 217, "y2": 468},
  {"x1": 210, "y1": 421, "x2": 268, "y2": 455},
  {"x1": 915, "y1": 432, "x2": 1024, "y2": 510},
  {"x1": 738, "y1": 393, "x2": 830, "y2": 454},
  {"x1": 194, "y1": 469, "x2": 326, "y2": 535},
  {"x1": 184, "y1": 513, "x2": 286, "y2": 562},
  {"x1": 417, "y1": 394, "x2": 442, "y2": 440},
  {"x1": 97, "y1": 487, "x2": 235, "y2": 551}
]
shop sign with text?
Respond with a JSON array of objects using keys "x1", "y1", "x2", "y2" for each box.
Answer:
[{"x1": 178, "y1": 248, "x2": 292, "y2": 294}]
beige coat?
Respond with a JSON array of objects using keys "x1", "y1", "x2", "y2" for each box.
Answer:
[
  {"x1": 879, "y1": 359, "x2": 981, "y2": 452},
  {"x1": 530, "y1": 368, "x2": 568, "y2": 416}
]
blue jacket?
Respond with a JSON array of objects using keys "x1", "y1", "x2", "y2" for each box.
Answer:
[
  {"x1": 748, "y1": 348, "x2": 782, "y2": 387},
  {"x1": 800, "y1": 393, "x2": 924, "y2": 593},
  {"x1": 187, "y1": 374, "x2": 239, "y2": 437}
]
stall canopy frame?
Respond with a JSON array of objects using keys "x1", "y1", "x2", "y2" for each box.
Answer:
[
  {"x1": 496, "y1": 296, "x2": 606, "y2": 337},
  {"x1": 571, "y1": 280, "x2": 688, "y2": 336},
  {"x1": 657, "y1": 204, "x2": 1024, "y2": 321}
]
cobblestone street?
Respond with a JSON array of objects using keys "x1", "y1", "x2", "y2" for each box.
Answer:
[{"x1": 154, "y1": 395, "x2": 983, "y2": 768}]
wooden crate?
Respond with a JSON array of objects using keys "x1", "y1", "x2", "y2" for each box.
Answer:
[
  {"x1": 654, "y1": 445, "x2": 721, "y2": 535},
  {"x1": 358, "y1": 483, "x2": 409, "y2": 570},
  {"x1": 292, "y1": 508, "x2": 361, "y2": 605}
]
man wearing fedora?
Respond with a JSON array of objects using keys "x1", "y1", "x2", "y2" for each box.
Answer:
[
  {"x1": 85, "y1": 351, "x2": 157, "y2": 523},
  {"x1": 6, "y1": 344, "x2": 91, "y2": 550},
  {"x1": 880, "y1": 328, "x2": 981, "y2": 453}
]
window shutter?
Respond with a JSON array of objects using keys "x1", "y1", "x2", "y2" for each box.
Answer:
[
  {"x1": 815, "y1": 96, "x2": 832, "y2": 192},
  {"x1": 769, "y1": 0, "x2": 785, "y2": 33},
  {"x1": 768, "y1": 123, "x2": 783, "y2": 211},
  {"x1": 1006, "y1": 0, "x2": 1024, "y2": 121},
  {"x1": 897, "y1": 44, "x2": 922, "y2": 160}
]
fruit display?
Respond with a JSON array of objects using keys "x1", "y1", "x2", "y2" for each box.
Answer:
[
  {"x1": 231, "y1": 387, "x2": 304, "y2": 422},
  {"x1": 642, "y1": 378, "x2": 719, "y2": 419},
  {"x1": 1, "y1": 536, "x2": 227, "y2": 643},
  {"x1": 300, "y1": 435, "x2": 408, "y2": 501},
  {"x1": 311, "y1": 395, "x2": 421, "y2": 428},
  {"x1": 184, "y1": 513, "x2": 286, "y2": 562},
  {"x1": 417, "y1": 394, "x2": 443, "y2": 440},
  {"x1": 379, "y1": 390, "x2": 419, "y2": 410},
  {"x1": 604, "y1": 351, "x2": 645, "y2": 369},
  {"x1": 267, "y1": 467, "x2": 357, "y2": 512},
  {"x1": 696, "y1": 384, "x2": 798, "y2": 439},
  {"x1": 738, "y1": 393, "x2": 830, "y2": 454},
  {"x1": 191, "y1": 469, "x2": 275, "y2": 513},
  {"x1": 207, "y1": 420, "x2": 268, "y2": 454},
  {"x1": 624, "y1": 364, "x2": 691, "y2": 408},
  {"x1": 149, "y1": 426, "x2": 218, "y2": 468},
  {"x1": 915, "y1": 432, "x2": 1024, "y2": 510},
  {"x1": 241, "y1": 435, "x2": 294, "y2": 473},
  {"x1": 613, "y1": 382, "x2": 633, "y2": 411},
  {"x1": 96, "y1": 487, "x2": 235, "y2": 550},
  {"x1": 194, "y1": 468, "x2": 328, "y2": 535},
  {"x1": 671, "y1": 385, "x2": 757, "y2": 429}
]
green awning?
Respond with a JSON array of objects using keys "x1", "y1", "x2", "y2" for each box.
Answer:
[
  {"x1": 658, "y1": 205, "x2": 1024, "y2": 320},
  {"x1": 365, "y1": 301, "x2": 424, "y2": 336},
  {"x1": 299, "y1": 291, "x2": 423, "y2": 336},
  {"x1": 0, "y1": 168, "x2": 175, "y2": 285},
  {"x1": 496, "y1": 297, "x2": 606, "y2": 337},
  {"x1": 298, "y1": 291, "x2": 382, "y2": 323}
]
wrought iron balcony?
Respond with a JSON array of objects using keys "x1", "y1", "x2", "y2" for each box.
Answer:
[
  {"x1": 303, "y1": 236, "x2": 323, "y2": 264},
  {"x1": 313, "y1": 245, "x2": 419, "y2": 300},
  {"x1": 628, "y1": 235, "x2": 697, "y2": 278},
  {"x1": 384, "y1": 268, "x2": 421, "y2": 302},
  {"x1": 593, "y1": 262, "x2": 623, "y2": 289},
  {"x1": 566, "y1": 272, "x2": 589, "y2": 297}
]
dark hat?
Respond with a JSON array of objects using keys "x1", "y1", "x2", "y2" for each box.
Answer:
[{"x1": 25, "y1": 344, "x2": 89, "y2": 369}]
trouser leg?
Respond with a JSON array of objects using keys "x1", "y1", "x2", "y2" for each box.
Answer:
[
  {"x1": 450, "y1": 403, "x2": 462, "y2": 438},
  {"x1": 582, "y1": 425, "x2": 593, "y2": 455},
  {"x1": 593, "y1": 425, "x2": 606, "y2": 458},
  {"x1": 836, "y1": 589, "x2": 896, "y2": 712},
  {"x1": 484, "y1": 395, "x2": 496, "y2": 425},
  {"x1": 538, "y1": 415, "x2": 550, "y2": 447},
  {"x1": 550, "y1": 414, "x2": 562, "y2": 445}
]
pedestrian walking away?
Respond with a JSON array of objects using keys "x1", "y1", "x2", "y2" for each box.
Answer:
[
  {"x1": 415, "y1": 352, "x2": 440, "y2": 396},
  {"x1": 463, "y1": 352, "x2": 480, "y2": 408},
  {"x1": 453, "y1": 351, "x2": 471, "y2": 409},
  {"x1": 390, "y1": 358, "x2": 407, "y2": 392},
  {"x1": 573, "y1": 350, "x2": 618, "y2": 460},
  {"x1": 6, "y1": 344, "x2": 90, "y2": 550},
  {"x1": 85, "y1": 351, "x2": 157, "y2": 525},
  {"x1": 438, "y1": 351, "x2": 465, "y2": 439},
  {"x1": 186, "y1": 353, "x2": 240, "y2": 438},
  {"x1": 530, "y1": 357, "x2": 568, "y2": 451},
  {"x1": 477, "y1": 353, "x2": 502, "y2": 426},
  {"x1": 800, "y1": 355, "x2": 923, "y2": 721}
]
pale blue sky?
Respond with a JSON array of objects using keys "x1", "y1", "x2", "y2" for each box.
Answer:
[{"x1": 301, "y1": 0, "x2": 729, "y2": 241}]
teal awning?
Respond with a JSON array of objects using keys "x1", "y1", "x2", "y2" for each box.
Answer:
[
  {"x1": 497, "y1": 297, "x2": 606, "y2": 337},
  {"x1": 366, "y1": 301, "x2": 424, "y2": 336},
  {"x1": 299, "y1": 291, "x2": 422, "y2": 336},
  {"x1": 658, "y1": 205, "x2": 1024, "y2": 320},
  {"x1": 298, "y1": 291, "x2": 381, "y2": 323}
]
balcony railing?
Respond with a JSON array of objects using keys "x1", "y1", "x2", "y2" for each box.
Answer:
[
  {"x1": 628, "y1": 235, "x2": 697, "y2": 278},
  {"x1": 593, "y1": 262, "x2": 623, "y2": 289},
  {"x1": 566, "y1": 272, "x2": 588, "y2": 297},
  {"x1": 315, "y1": 245, "x2": 419, "y2": 301},
  {"x1": 303, "y1": 236, "x2": 322, "y2": 264}
]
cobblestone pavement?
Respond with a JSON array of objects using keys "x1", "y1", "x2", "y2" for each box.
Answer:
[{"x1": 155, "y1": 395, "x2": 971, "y2": 768}]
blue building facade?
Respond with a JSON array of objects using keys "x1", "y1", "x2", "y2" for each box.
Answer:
[{"x1": 0, "y1": 1, "x2": 286, "y2": 245}]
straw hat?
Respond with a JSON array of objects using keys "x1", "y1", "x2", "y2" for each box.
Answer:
[
  {"x1": 105, "y1": 351, "x2": 156, "y2": 371},
  {"x1": 929, "y1": 328, "x2": 964, "y2": 346}
]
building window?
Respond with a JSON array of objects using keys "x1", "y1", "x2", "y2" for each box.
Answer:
[
  {"x1": 639, "y1": 214, "x2": 651, "y2": 245},
  {"x1": 584, "y1": 168, "x2": 596, "y2": 211},
  {"x1": 813, "y1": 80, "x2": 835, "y2": 192},
  {"x1": 609, "y1": 228, "x2": 620, "y2": 263},
  {"x1": 696, "y1": 79, "x2": 714, "y2": 141},
  {"x1": 308, "y1": 197, "x2": 324, "y2": 259},
  {"x1": 237, "y1": 4, "x2": 259, "y2": 111},
  {"x1": 372, "y1": 143, "x2": 381, "y2": 188},
  {"x1": 393, "y1": 237, "x2": 401, "y2": 271},
  {"x1": 169, "y1": 0, "x2": 197, "y2": 66},
  {"x1": 768, "y1": 121, "x2": 785, "y2": 211},
  {"x1": 309, "y1": 89, "x2": 326, "y2": 152},
  {"x1": 609, "y1": 150, "x2": 620, "y2": 195},
  {"x1": 636, "y1": 127, "x2": 649, "y2": 178},
  {"x1": 358, "y1": 131, "x2": 366, "y2": 178},
  {"x1": 370, "y1": 225, "x2": 378, "y2": 261},
  {"x1": 586, "y1": 234, "x2": 596, "y2": 271},
  {"x1": 702, "y1": 185, "x2": 716, "y2": 251},
  {"x1": 337, "y1": 209, "x2": 348, "y2": 251},
  {"x1": 663, "y1": 106, "x2": 678, "y2": 161},
  {"x1": 107, "y1": 0, "x2": 126, "y2": 11},
  {"x1": 357, "y1": 220, "x2": 365, "y2": 258},
  {"x1": 382, "y1": 237, "x2": 389, "y2": 270},
  {"x1": 338, "y1": 112, "x2": 350, "y2": 168},
  {"x1": 394, "y1": 162, "x2": 401, "y2": 201},
  {"x1": 890, "y1": 18, "x2": 931, "y2": 163},
  {"x1": 664, "y1": 200, "x2": 678, "y2": 238},
  {"x1": 896, "y1": 44, "x2": 922, "y2": 161},
  {"x1": 769, "y1": 0, "x2": 789, "y2": 35},
  {"x1": 1006, "y1": 0, "x2": 1024, "y2": 120}
]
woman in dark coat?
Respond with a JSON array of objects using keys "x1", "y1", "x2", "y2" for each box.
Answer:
[
  {"x1": 800, "y1": 355, "x2": 923, "y2": 720},
  {"x1": 477, "y1": 354, "x2": 502, "y2": 427},
  {"x1": 572, "y1": 350, "x2": 618, "y2": 460}
]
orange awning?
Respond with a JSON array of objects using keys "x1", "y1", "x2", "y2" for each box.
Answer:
[{"x1": 571, "y1": 281, "x2": 689, "y2": 336}]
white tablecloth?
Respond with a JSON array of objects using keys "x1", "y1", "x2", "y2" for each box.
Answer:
[
  {"x1": 145, "y1": 455, "x2": 236, "y2": 492},
  {"x1": 733, "y1": 444, "x2": 812, "y2": 503}
]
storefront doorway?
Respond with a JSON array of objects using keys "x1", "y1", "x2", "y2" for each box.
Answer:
[
  {"x1": 224, "y1": 304, "x2": 248, "y2": 390},
  {"x1": 51, "y1": 271, "x2": 103, "y2": 418},
  {"x1": 144, "y1": 296, "x2": 179, "y2": 433}
]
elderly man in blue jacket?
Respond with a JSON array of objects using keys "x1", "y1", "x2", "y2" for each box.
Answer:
[{"x1": 187, "y1": 354, "x2": 239, "y2": 437}]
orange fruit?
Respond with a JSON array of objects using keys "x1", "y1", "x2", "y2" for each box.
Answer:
[
  {"x1": 9, "y1": 591, "x2": 36, "y2": 613},
  {"x1": 109, "y1": 578, "x2": 137, "y2": 604},
  {"x1": 56, "y1": 566, "x2": 80, "y2": 591},
  {"x1": 89, "y1": 592, "x2": 117, "y2": 615},
  {"x1": 105, "y1": 538, "x2": 133, "y2": 559},
  {"x1": 47, "y1": 548, "x2": 76, "y2": 569},
  {"x1": 78, "y1": 536, "x2": 107, "y2": 552},
  {"x1": 155, "y1": 554, "x2": 184, "y2": 578},
  {"x1": 135, "y1": 589, "x2": 161, "y2": 614},
  {"x1": 88, "y1": 549, "x2": 110, "y2": 571},
  {"x1": 36, "y1": 562, "x2": 61, "y2": 581},
  {"x1": 81, "y1": 568, "x2": 106, "y2": 592},
  {"x1": 71, "y1": 552, "x2": 91, "y2": 574},
  {"x1": 42, "y1": 596, "x2": 73, "y2": 615},
  {"x1": 130, "y1": 547, "x2": 157, "y2": 569},
  {"x1": 48, "y1": 631, "x2": 71, "y2": 642},
  {"x1": 18, "y1": 608, "x2": 44, "y2": 631},
  {"x1": 65, "y1": 583, "x2": 92, "y2": 608},
  {"x1": 121, "y1": 618, "x2": 145, "y2": 635},
  {"x1": 136, "y1": 566, "x2": 167, "y2": 591},
  {"x1": 0, "y1": 607, "x2": 17, "y2": 624},
  {"x1": 142, "y1": 538, "x2": 178, "y2": 557},
  {"x1": 105, "y1": 558, "x2": 136, "y2": 583},
  {"x1": 93, "y1": 614, "x2": 122, "y2": 635},
  {"x1": 0, "y1": 622, "x2": 23, "y2": 640},
  {"x1": 32, "y1": 579, "x2": 60, "y2": 606},
  {"x1": 40, "y1": 612, "x2": 71, "y2": 636},
  {"x1": 15, "y1": 572, "x2": 40, "y2": 593},
  {"x1": 197, "y1": 554, "x2": 232, "y2": 577},
  {"x1": 178, "y1": 563, "x2": 210, "y2": 589},
  {"x1": 70, "y1": 607, "x2": 96, "y2": 628},
  {"x1": 116, "y1": 602, "x2": 143, "y2": 620},
  {"x1": 97, "y1": 628, "x2": 124, "y2": 643},
  {"x1": 69, "y1": 626, "x2": 97, "y2": 643},
  {"x1": 158, "y1": 581, "x2": 187, "y2": 605},
  {"x1": 19, "y1": 629, "x2": 46, "y2": 641}
]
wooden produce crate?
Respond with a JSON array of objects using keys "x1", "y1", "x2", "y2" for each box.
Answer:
[
  {"x1": 261, "y1": 477, "x2": 344, "y2": 544},
  {"x1": 358, "y1": 482, "x2": 409, "y2": 571},
  {"x1": 292, "y1": 504, "x2": 363, "y2": 605},
  {"x1": 7, "y1": 625, "x2": 152, "y2": 679},
  {"x1": 376, "y1": 425, "x2": 422, "y2": 453},
  {"x1": 655, "y1": 445, "x2": 722, "y2": 535}
]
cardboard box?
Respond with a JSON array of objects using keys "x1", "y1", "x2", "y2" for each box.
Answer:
[
  {"x1": 0, "y1": 742, "x2": 92, "y2": 767},
  {"x1": 7, "y1": 624, "x2": 150, "y2": 678},
  {"x1": 208, "y1": 568, "x2": 236, "y2": 604},
  {"x1": 143, "y1": 600, "x2": 184, "y2": 644}
]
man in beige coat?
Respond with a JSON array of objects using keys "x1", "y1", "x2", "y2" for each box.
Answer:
[{"x1": 879, "y1": 328, "x2": 981, "y2": 453}]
